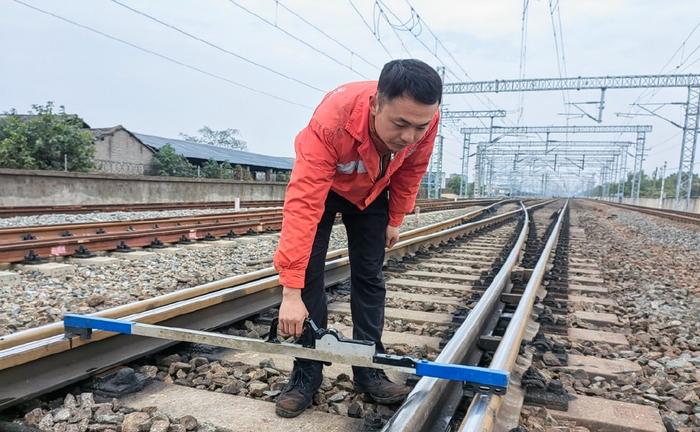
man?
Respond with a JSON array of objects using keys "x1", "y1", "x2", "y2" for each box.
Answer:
[{"x1": 273, "y1": 59, "x2": 442, "y2": 418}]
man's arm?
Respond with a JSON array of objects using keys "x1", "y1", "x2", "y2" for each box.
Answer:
[
  {"x1": 273, "y1": 120, "x2": 337, "y2": 336},
  {"x1": 387, "y1": 120, "x2": 439, "y2": 229}
]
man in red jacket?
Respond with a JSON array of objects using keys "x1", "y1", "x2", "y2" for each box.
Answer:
[{"x1": 273, "y1": 59, "x2": 442, "y2": 418}]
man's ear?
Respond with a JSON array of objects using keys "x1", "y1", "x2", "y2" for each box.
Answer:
[{"x1": 370, "y1": 93, "x2": 379, "y2": 116}]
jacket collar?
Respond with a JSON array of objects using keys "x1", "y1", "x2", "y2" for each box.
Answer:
[
  {"x1": 345, "y1": 90, "x2": 372, "y2": 144},
  {"x1": 345, "y1": 91, "x2": 381, "y2": 180}
]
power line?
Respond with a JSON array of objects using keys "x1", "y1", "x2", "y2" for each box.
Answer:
[
  {"x1": 615, "y1": 19, "x2": 700, "y2": 142},
  {"x1": 274, "y1": 0, "x2": 379, "y2": 71},
  {"x1": 226, "y1": 0, "x2": 370, "y2": 79},
  {"x1": 373, "y1": 1, "x2": 414, "y2": 57},
  {"x1": 109, "y1": 0, "x2": 325, "y2": 93},
  {"x1": 548, "y1": 0, "x2": 569, "y2": 108},
  {"x1": 346, "y1": 0, "x2": 394, "y2": 59},
  {"x1": 555, "y1": 1, "x2": 568, "y2": 78},
  {"x1": 371, "y1": 1, "x2": 493, "y2": 129},
  {"x1": 11, "y1": 0, "x2": 312, "y2": 109},
  {"x1": 391, "y1": 0, "x2": 510, "y2": 123},
  {"x1": 517, "y1": 0, "x2": 530, "y2": 125}
]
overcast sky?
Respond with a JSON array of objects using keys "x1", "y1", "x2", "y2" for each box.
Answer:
[{"x1": 2, "y1": 0, "x2": 699, "y2": 193}]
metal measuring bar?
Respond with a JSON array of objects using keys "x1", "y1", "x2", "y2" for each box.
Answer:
[{"x1": 63, "y1": 314, "x2": 509, "y2": 394}]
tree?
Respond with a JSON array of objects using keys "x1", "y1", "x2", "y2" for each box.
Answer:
[
  {"x1": 0, "y1": 102, "x2": 94, "y2": 171},
  {"x1": 445, "y1": 175, "x2": 462, "y2": 195},
  {"x1": 444, "y1": 175, "x2": 473, "y2": 196},
  {"x1": 232, "y1": 164, "x2": 252, "y2": 180},
  {"x1": 180, "y1": 126, "x2": 247, "y2": 151},
  {"x1": 598, "y1": 170, "x2": 700, "y2": 199},
  {"x1": 201, "y1": 158, "x2": 223, "y2": 178},
  {"x1": 151, "y1": 144, "x2": 195, "y2": 177},
  {"x1": 220, "y1": 161, "x2": 234, "y2": 179}
]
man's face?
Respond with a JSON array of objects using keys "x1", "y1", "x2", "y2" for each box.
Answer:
[{"x1": 370, "y1": 94, "x2": 439, "y2": 153}]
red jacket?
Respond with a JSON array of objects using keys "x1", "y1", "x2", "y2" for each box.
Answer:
[{"x1": 274, "y1": 81, "x2": 439, "y2": 288}]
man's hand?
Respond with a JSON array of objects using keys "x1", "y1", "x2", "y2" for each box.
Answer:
[
  {"x1": 386, "y1": 225, "x2": 400, "y2": 248},
  {"x1": 279, "y1": 287, "x2": 308, "y2": 338}
]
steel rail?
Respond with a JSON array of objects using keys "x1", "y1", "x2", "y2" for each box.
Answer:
[
  {"x1": 0, "y1": 200, "x2": 284, "y2": 218},
  {"x1": 0, "y1": 202, "x2": 524, "y2": 366},
  {"x1": 0, "y1": 201, "x2": 549, "y2": 409},
  {"x1": 458, "y1": 200, "x2": 569, "y2": 432},
  {"x1": 0, "y1": 200, "x2": 500, "y2": 263},
  {"x1": 0, "y1": 201, "x2": 507, "y2": 350},
  {"x1": 382, "y1": 202, "x2": 532, "y2": 432},
  {"x1": 0, "y1": 209, "x2": 285, "y2": 242},
  {"x1": 588, "y1": 199, "x2": 700, "y2": 226},
  {"x1": 0, "y1": 200, "x2": 497, "y2": 241},
  {"x1": 0, "y1": 201, "x2": 506, "y2": 352},
  {"x1": 0, "y1": 217, "x2": 284, "y2": 263},
  {"x1": 0, "y1": 198, "x2": 497, "y2": 218}
]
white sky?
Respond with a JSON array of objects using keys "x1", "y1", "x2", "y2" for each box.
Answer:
[{"x1": 2, "y1": 0, "x2": 699, "y2": 194}]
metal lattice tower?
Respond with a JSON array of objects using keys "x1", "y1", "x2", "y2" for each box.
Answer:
[
  {"x1": 675, "y1": 86, "x2": 700, "y2": 209},
  {"x1": 426, "y1": 66, "x2": 446, "y2": 199},
  {"x1": 630, "y1": 132, "x2": 647, "y2": 202},
  {"x1": 460, "y1": 133, "x2": 471, "y2": 196}
]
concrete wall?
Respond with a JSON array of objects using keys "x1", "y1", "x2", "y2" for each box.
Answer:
[
  {"x1": 94, "y1": 129, "x2": 154, "y2": 175},
  {"x1": 615, "y1": 197, "x2": 700, "y2": 214},
  {"x1": 0, "y1": 169, "x2": 288, "y2": 206}
]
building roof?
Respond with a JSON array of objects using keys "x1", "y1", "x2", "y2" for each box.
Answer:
[{"x1": 133, "y1": 132, "x2": 294, "y2": 170}]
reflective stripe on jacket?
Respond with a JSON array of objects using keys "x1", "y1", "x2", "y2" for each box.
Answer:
[{"x1": 273, "y1": 81, "x2": 439, "y2": 288}]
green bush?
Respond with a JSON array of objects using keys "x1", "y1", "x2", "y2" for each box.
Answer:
[
  {"x1": 0, "y1": 102, "x2": 95, "y2": 171},
  {"x1": 151, "y1": 144, "x2": 196, "y2": 177}
]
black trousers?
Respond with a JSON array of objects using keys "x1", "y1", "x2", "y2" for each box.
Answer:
[{"x1": 299, "y1": 190, "x2": 388, "y2": 371}]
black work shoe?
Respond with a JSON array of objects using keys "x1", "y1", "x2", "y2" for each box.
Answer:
[
  {"x1": 275, "y1": 361, "x2": 323, "y2": 418},
  {"x1": 353, "y1": 367, "x2": 410, "y2": 404}
]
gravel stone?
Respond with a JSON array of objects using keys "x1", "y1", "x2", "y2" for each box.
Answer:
[
  {"x1": 121, "y1": 412, "x2": 151, "y2": 432},
  {"x1": 178, "y1": 415, "x2": 198, "y2": 431}
]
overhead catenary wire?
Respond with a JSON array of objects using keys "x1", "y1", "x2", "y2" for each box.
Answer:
[
  {"x1": 346, "y1": 0, "x2": 394, "y2": 60},
  {"x1": 226, "y1": 0, "x2": 370, "y2": 79},
  {"x1": 373, "y1": 2, "x2": 414, "y2": 57},
  {"x1": 371, "y1": 1, "x2": 493, "y2": 129},
  {"x1": 11, "y1": 0, "x2": 313, "y2": 109},
  {"x1": 516, "y1": 0, "x2": 530, "y2": 125},
  {"x1": 274, "y1": 0, "x2": 380, "y2": 71},
  {"x1": 109, "y1": 0, "x2": 326, "y2": 93},
  {"x1": 615, "y1": 19, "x2": 700, "y2": 139},
  {"x1": 548, "y1": 0, "x2": 569, "y2": 107},
  {"x1": 392, "y1": 0, "x2": 517, "y2": 129}
]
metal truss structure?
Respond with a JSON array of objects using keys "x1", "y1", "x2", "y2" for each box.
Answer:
[
  {"x1": 441, "y1": 110, "x2": 506, "y2": 119},
  {"x1": 427, "y1": 109, "x2": 506, "y2": 198},
  {"x1": 460, "y1": 125, "x2": 649, "y2": 200},
  {"x1": 443, "y1": 74, "x2": 700, "y2": 94},
  {"x1": 446, "y1": 74, "x2": 699, "y2": 208}
]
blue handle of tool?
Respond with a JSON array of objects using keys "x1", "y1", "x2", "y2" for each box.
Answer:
[
  {"x1": 414, "y1": 360, "x2": 509, "y2": 391},
  {"x1": 64, "y1": 314, "x2": 135, "y2": 335}
]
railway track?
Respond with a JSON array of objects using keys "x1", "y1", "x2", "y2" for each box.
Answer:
[
  {"x1": 0, "y1": 199, "x2": 564, "y2": 430},
  {"x1": 0, "y1": 200, "x2": 284, "y2": 218},
  {"x1": 1, "y1": 198, "x2": 672, "y2": 431},
  {"x1": 589, "y1": 199, "x2": 700, "y2": 226},
  {"x1": 0, "y1": 199, "x2": 498, "y2": 264},
  {"x1": 0, "y1": 198, "x2": 497, "y2": 218}
]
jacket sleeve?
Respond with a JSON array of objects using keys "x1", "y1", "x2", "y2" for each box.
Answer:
[
  {"x1": 273, "y1": 119, "x2": 337, "y2": 289},
  {"x1": 388, "y1": 119, "x2": 439, "y2": 227}
]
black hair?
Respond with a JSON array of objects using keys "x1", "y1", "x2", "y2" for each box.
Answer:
[{"x1": 377, "y1": 59, "x2": 443, "y2": 105}]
